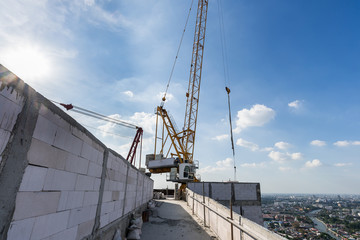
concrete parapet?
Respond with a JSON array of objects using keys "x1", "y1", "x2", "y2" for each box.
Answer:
[
  {"x1": 187, "y1": 182, "x2": 263, "y2": 224},
  {"x1": 186, "y1": 188, "x2": 285, "y2": 240},
  {"x1": 0, "y1": 65, "x2": 153, "y2": 240}
]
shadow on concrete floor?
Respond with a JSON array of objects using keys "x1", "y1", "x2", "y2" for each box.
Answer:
[{"x1": 140, "y1": 199, "x2": 217, "y2": 240}]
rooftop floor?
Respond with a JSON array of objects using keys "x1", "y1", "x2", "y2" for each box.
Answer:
[{"x1": 141, "y1": 199, "x2": 217, "y2": 240}]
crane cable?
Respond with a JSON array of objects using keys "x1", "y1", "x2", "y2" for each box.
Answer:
[
  {"x1": 79, "y1": 123, "x2": 133, "y2": 139},
  {"x1": 50, "y1": 100, "x2": 138, "y2": 130},
  {"x1": 217, "y1": 0, "x2": 237, "y2": 181},
  {"x1": 161, "y1": 0, "x2": 195, "y2": 106},
  {"x1": 50, "y1": 100, "x2": 142, "y2": 165}
]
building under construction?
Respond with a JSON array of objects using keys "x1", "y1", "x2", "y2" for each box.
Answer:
[
  {"x1": 0, "y1": 0, "x2": 287, "y2": 239},
  {"x1": 0, "y1": 64, "x2": 285, "y2": 240}
]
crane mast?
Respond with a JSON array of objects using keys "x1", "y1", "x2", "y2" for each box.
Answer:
[
  {"x1": 183, "y1": 0, "x2": 208, "y2": 163},
  {"x1": 146, "y1": 0, "x2": 208, "y2": 183}
]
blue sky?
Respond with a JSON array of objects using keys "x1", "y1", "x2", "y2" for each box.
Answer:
[{"x1": 1, "y1": 0, "x2": 359, "y2": 194}]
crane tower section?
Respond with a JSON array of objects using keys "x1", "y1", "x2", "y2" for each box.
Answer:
[{"x1": 183, "y1": 0, "x2": 208, "y2": 163}]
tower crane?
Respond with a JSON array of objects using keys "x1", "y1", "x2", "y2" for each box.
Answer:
[{"x1": 146, "y1": 0, "x2": 208, "y2": 185}]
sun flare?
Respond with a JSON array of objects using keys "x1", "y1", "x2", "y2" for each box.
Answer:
[{"x1": 1, "y1": 45, "x2": 52, "y2": 83}]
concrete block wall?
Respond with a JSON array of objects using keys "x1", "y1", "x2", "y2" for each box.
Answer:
[
  {"x1": 0, "y1": 85, "x2": 25, "y2": 166},
  {"x1": 186, "y1": 189, "x2": 285, "y2": 240},
  {"x1": 187, "y1": 182, "x2": 263, "y2": 225},
  {"x1": 0, "y1": 65, "x2": 153, "y2": 240}
]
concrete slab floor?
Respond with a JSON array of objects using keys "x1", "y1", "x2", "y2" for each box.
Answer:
[{"x1": 141, "y1": 199, "x2": 217, "y2": 240}]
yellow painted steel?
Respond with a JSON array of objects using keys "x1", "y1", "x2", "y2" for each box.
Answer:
[
  {"x1": 152, "y1": 0, "x2": 208, "y2": 181},
  {"x1": 183, "y1": 0, "x2": 208, "y2": 164}
]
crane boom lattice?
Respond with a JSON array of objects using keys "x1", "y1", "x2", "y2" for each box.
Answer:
[{"x1": 183, "y1": 0, "x2": 208, "y2": 163}]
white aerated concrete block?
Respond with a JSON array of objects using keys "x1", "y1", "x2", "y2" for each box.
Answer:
[
  {"x1": 47, "y1": 226, "x2": 78, "y2": 240},
  {"x1": 39, "y1": 104, "x2": 70, "y2": 131},
  {"x1": 44, "y1": 169, "x2": 77, "y2": 191},
  {"x1": 53, "y1": 127, "x2": 83, "y2": 156},
  {"x1": 65, "y1": 155, "x2": 89, "y2": 175},
  {"x1": 102, "y1": 191, "x2": 112, "y2": 202},
  {"x1": 19, "y1": 165, "x2": 48, "y2": 191},
  {"x1": 212, "y1": 183, "x2": 231, "y2": 200},
  {"x1": 0, "y1": 93, "x2": 23, "y2": 131},
  {"x1": 13, "y1": 192, "x2": 61, "y2": 221},
  {"x1": 99, "y1": 213, "x2": 110, "y2": 228},
  {"x1": 68, "y1": 205, "x2": 97, "y2": 228},
  {"x1": 234, "y1": 183, "x2": 258, "y2": 200},
  {"x1": 93, "y1": 178, "x2": 101, "y2": 191},
  {"x1": 87, "y1": 162, "x2": 102, "y2": 178},
  {"x1": 81, "y1": 142, "x2": 99, "y2": 163},
  {"x1": 0, "y1": 86, "x2": 24, "y2": 105},
  {"x1": 7, "y1": 218, "x2": 35, "y2": 240},
  {"x1": 58, "y1": 191, "x2": 69, "y2": 212},
  {"x1": 90, "y1": 163, "x2": 103, "y2": 179},
  {"x1": 0, "y1": 129, "x2": 10, "y2": 156},
  {"x1": 83, "y1": 192, "x2": 99, "y2": 207},
  {"x1": 75, "y1": 175, "x2": 95, "y2": 191},
  {"x1": 27, "y1": 138, "x2": 67, "y2": 170},
  {"x1": 32, "y1": 115, "x2": 57, "y2": 145},
  {"x1": 76, "y1": 220, "x2": 95, "y2": 240},
  {"x1": 66, "y1": 191, "x2": 85, "y2": 210},
  {"x1": 101, "y1": 202, "x2": 115, "y2": 215},
  {"x1": 31, "y1": 211, "x2": 70, "y2": 240},
  {"x1": 114, "y1": 200, "x2": 123, "y2": 211}
]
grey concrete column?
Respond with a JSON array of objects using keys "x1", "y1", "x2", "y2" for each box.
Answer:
[
  {"x1": 122, "y1": 162, "x2": 130, "y2": 215},
  {"x1": 91, "y1": 149, "x2": 109, "y2": 237},
  {"x1": 0, "y1": 86, "x2": 40, "y2": 239}
]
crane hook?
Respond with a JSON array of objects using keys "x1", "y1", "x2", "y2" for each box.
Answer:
[{"x1": 225, "y1": 87, "x2": 231, "y2": 94}]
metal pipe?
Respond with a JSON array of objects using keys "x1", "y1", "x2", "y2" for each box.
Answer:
[
  {"x1": 230, "y1": 197, "x2": 234, "y2": 240},
  {"x1": 203, "y1": 182, "x2": 206, "y2": 226}
]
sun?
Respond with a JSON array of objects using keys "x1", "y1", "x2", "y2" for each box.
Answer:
[{"x1": 1, "y1": 44, "x2": 52, "y2": 83}]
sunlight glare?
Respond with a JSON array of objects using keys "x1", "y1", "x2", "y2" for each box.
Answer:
[{"x1": 1, "y1": 45, "x2": 52, "y2": 83}]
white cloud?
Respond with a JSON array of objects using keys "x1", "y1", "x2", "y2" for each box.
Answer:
[
  {"x1": 128, "y1": 112, "x2": 157, "y2": 134},
  {"x1": 84, "y1": 0, "x2": 95, "y2": 7},
  {"x1": 97, "y1": 114, "x2": 123, "y2": 137},
  {"x1": 334, "y1": 163, "x2": 353, "y2": 167},
  {"x1": 122, "y1": 90, "x2": 134, "y2": 98},
  {"x1": 334, "y1": 140, "x2": 350, "y2": 147},
  {"x1": 305, "y1": 159, "x2": 322, "y2": 168},
  {"x1": 97, "y1": 112, "x2": 156, "y2": 138},
  {"x1": 236, "y1": 138, "x2": 259, "y2": 151},
  {"x1": 234, "y1": 104, "x2": 275, "y2": 133},
  {"x1": 113, "y1": 78, "x2": 181, "y2": 107},
  {"x1": 268, "y1": 151, "x2": 302, "y2": 163},
  {"x1": 261, "y1": 147, "x2": 274, "y2": 152},
  {"x1": 198, "y1": 158, "x2": 233, "y2": 174},
  {"x1": 279, "y1": 167, "x2": 292, "y2": 172},
  {"x1": 211, "y1": 134, "x2": 229, "y2": 141},
  {"x1": 274, "y1": 141, "x2": 291, "y2": 150},
  {"x1": 333, "y1": 140, "x2": 360, "y2": 147},
  {"x1": 216, "y1": 158, "x2": 233, "y2": 168},
  {"x1": 288, "y1": 100, "x2": 302, "y2": 109},
  {"x1": 291, "y1": 152, "x2": 303, "y2": 160},
  {"x1": 236, "y1": 138, "x2": 274, "y2": 152},
  {"x1": 240, "y1": 162, "x2": 266, "y2": 168},
  {"x1": 268, "y1": 151, "x2": 288, "y2": 163},
  {"x1": 156, "y1": 92, "x2": 174, "y2": 102},
  {"x1": 310, "y1": 140, "x2": 326, "y2": 147}
]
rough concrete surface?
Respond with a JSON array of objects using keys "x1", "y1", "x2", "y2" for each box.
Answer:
[{"x1": 141, "y1": 199, "x2": 217, "y2": 240}]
